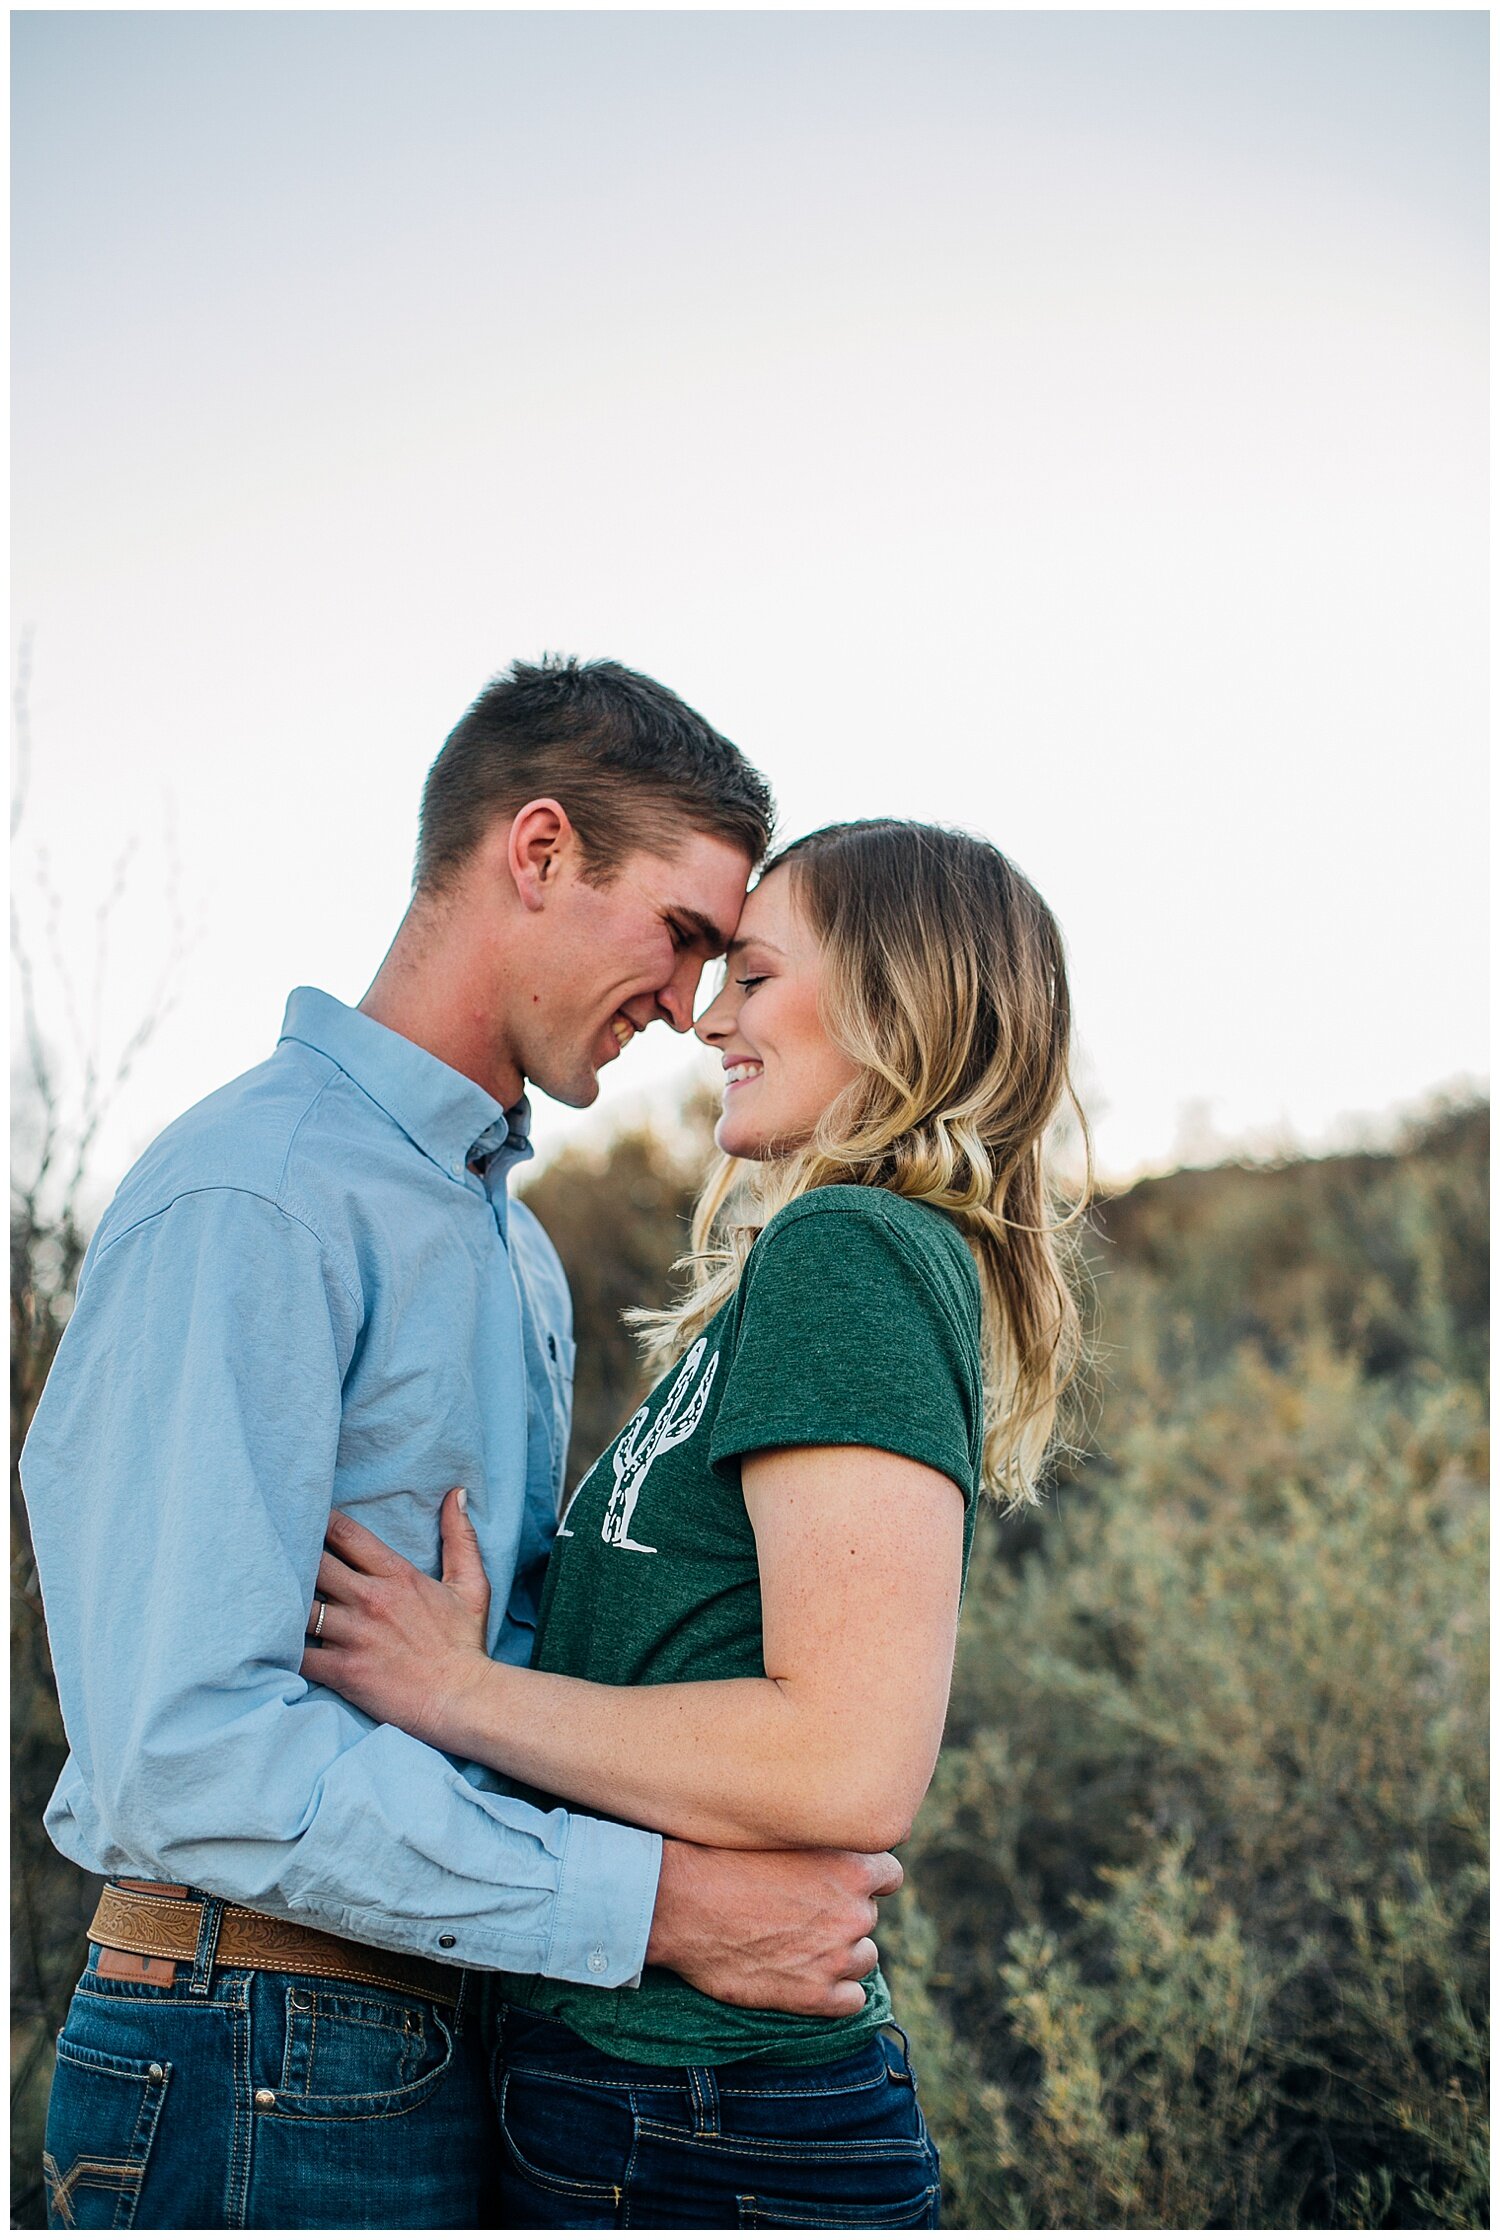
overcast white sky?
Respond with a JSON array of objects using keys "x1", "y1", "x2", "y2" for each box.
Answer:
[{"x1": 11, "y1": 9, "x2": 1488, "y2": 1206}]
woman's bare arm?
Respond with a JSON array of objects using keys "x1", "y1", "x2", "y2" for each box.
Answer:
[{"x1": 303, "y1": 1450, "x2": 964, "y2": 1852}]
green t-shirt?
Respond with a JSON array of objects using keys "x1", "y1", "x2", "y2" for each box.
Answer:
[{"x1": 499, "y1": 1183, "x2": 983, "y2": 2068}]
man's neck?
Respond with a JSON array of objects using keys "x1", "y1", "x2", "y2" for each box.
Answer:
[{"x1": 359, "y1": 908, "x2": 525, "y2": 1110}]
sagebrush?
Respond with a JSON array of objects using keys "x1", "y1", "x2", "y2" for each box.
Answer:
[{"x1": 12, "y1": 1102, "x2": 1487, "y2": 2227}]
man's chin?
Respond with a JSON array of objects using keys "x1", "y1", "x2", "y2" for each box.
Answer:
[{"x1": 536, "y1": 1065, "x2": 602, "y2": 1112}]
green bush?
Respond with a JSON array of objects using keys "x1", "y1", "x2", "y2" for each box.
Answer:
[
  {"x1": 12, "y1": 1101, "x2": 1487, "y2": 2227},
  {"x1": 884, "y1": 1107, "x2": 1488, "y2": 2227}
]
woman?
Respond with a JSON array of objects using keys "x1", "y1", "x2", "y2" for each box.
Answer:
[{"x1": 303, "y1": 818, "x2": 1086, "y2": 2229}]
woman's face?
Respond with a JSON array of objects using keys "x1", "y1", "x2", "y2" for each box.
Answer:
[{"x1": 694, "y1": 864, "x2": 860, "y2": 1160}]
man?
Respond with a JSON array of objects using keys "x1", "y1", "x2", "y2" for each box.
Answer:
[{"x1": 22, "y1": 656, "x2": 899, "y2": 2231}]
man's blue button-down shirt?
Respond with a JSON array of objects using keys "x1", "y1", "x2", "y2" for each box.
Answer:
[{"x1": 21, "y1": 988, "x2": 661, "y2": 1982}]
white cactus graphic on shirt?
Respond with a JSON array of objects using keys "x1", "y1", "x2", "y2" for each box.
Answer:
[{"x1": 597, "y1": 1337, "x2": 720, "y2": 1555}]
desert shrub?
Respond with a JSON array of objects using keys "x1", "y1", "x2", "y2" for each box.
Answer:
[
  {"x1": 889, "y1": 1108, "x2": 1488, "y2": 2227},
  {"x1": 995, "y1": 1843, "x2": 1287, "y2": 2229},
  {"x1": 11, "y1": 1096, "x2": 1486, "y2": 2227}
]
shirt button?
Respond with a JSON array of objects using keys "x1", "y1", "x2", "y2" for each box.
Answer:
[
  {"x1": 587, "y1": 1946, "x2": 608, "y2": 1975},
  {"x1": 254, "y1": 2089, "x2": 276, "y2": 2111},
  {"x1": 438, "y1": 1933, "x2": 456, "y2": 1950}
]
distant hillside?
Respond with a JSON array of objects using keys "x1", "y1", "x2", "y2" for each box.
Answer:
[
  {"x1": 523, "y1": 1097, "x2": 1489, "y2": 1491},
  {"x1": 1087, "y1": 1100, "x2": 1487, "y2": 1390}
]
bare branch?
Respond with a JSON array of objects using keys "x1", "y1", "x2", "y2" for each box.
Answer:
[
  {"x1": 10, "y1": 898, "x2": 59, "y2": 1212},
  {"x1": 11, "y1": 643, "x2": 191, "y2": 1230}
]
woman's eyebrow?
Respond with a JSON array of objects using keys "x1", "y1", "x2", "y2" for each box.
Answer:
[{"x1": 726, "y1": 935, "x2": 786, "y2": 960}]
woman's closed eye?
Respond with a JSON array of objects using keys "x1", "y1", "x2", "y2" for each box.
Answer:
[{"x1": 736, "y1": 975, "x2": 769, "y2": 991}]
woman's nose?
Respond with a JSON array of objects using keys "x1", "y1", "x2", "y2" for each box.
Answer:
[{"x1": 694, "y1": 979, "x2": 735, "y2": 1045}]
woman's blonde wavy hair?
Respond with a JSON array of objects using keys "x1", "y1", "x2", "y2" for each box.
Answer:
[{"x1": 631, "y1": 819, "x2": 1092, "y2": 1509}]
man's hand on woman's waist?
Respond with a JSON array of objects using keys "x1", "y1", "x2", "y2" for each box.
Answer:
[{"x1": 644, "y1": 1839, "x2": 902, "y2": 2016}]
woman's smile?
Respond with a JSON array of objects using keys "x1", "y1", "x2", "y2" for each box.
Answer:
[{"x1": 696, "y1": 866, "x2": 858, "y2": 1159}]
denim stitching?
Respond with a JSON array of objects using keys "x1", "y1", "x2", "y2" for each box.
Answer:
[
  {"x1": 269, "y1": 1962, "x2": 449, "y2": 2000},
  {"x1": 633, "y1": 2121, "x2": 929, "y2": 2163},
  {"x1": 498, "y1": 2072, "x2": 620, "y2": 2200},
  {"x1": 80, "y1": 1964, "x2": 456, "y2": 2007},
  {"x1": 689, "y1": 2066, "x2": 721, "y2": 2136},
  {"x1": 279, "y1": 1989, "x2": 299, "y2": 2094},
  {"x1": 718, "y1": 2075, "x2": 892, "y2": 2101},
  {"x1": 75, "y1": 1984, "x2": 245, "y2": 2014},
  {"x1": 504, "y1": 2060, "x2": 684, "y2": 2090},
  {"x1": 736, "y1": 2183, "x2": 939, "y2": 2228},
  {"x1": 620, "y1": 2092, "x2": 642, "y2": 2226},
  {"x1": 53, "y1": 2043, "x2": 162, "y2": 2082},
  {"x1": 120, "y1": 2057, "x2": 171, "y2": 2228},
  {"x1": 265, "y1": 2006, "x2": 457, "y2": 2120},
  {"x1": 43, "y1": 2151, "x2": 136, "y2": 2229},
  {"x1": 266, "y1": 2088, "x2": 455, "y2": 2127},
  {"x1": 501, "y1": 2061, "x2": 889, "y2": 2099},
  {"x1": 47, "y1": 2045, "x2": 171, "y2": 2230},
  {"x1": 226, "y1": 1980, "x2": 252, "y2": 2227}
]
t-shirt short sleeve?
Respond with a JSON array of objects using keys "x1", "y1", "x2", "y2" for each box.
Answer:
[{"x1": 707, "y1": 1190, "x2": 983, "y2": 1506}]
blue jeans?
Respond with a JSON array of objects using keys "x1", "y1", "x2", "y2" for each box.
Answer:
[
  {"x1": 43, "y1": 1916, "x2": 495, "y2": 2229},
  {"x1": 492, "y1": 2003, "x2": 942, "y2": 2228}
]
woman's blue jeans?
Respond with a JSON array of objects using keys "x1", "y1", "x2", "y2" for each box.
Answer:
[{"x1": 492, "y1": 2003, "x2": 943, "y2": 2229}]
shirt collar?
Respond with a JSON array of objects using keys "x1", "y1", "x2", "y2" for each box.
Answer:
[{"x1": 278, "y1": 987, "x2": 534, "y2": 1183}]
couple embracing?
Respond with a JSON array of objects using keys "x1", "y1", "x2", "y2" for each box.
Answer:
[{"x1": 23, "y1": 655, "x2": 1083, "y2": 2231}]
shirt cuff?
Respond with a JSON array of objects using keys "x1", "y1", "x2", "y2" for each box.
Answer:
[{"x1": 543, "y1": 1812, "x2": 662, "y2": 1989}]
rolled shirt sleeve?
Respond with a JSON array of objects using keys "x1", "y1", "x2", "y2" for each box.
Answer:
[{"x1": 22, "y1": 1185, "x2": 660, "y2": 1983}]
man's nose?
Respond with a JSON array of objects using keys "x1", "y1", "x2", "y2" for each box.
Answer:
[{"x1": 656, "y1": 956, "x2": 704, "y2": 1034}]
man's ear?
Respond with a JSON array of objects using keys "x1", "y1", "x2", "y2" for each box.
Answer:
[{"x1": 507, "y1": 799, "x2": 575, "y2": 914}]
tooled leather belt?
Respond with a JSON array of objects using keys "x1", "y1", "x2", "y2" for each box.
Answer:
[{"x1": 87, "y1": 1881, "x2": 464, "y2": 2007}]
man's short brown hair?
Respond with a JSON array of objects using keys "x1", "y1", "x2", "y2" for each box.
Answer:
[{"x1": 415, "y1": 655, "x2": 775, "y2": 893}]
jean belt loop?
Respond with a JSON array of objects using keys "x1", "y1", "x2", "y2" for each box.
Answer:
[
  {"x1": 687, "y1": 2065, "x2": 721, "y2": 2136},
  {"x1": 450, "y1": 1968, "x2": 469, "y2": 2033},
  {"x1": 188, "y1": 1892, "x2": 226, "y2": 1995},
  {"x1": 882, "y1": 2020, "x2": 916, "y2": 2081}
]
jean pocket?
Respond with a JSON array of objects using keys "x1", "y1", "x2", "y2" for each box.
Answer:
[
  {"x1": 736, "y1": 2181, "x2": 941, "y2": 2228},
  {"x1": 498, "y1": 2068, "x2": 632, "y2": 2203},
  {"x1": 263, "y1": 1987, "x2": 456, "y2": 2123},
  {"x1": 714, "y1": 2052, "x2": 929, "y2": 2157},
  {"x1": 44, "y1": 2036, "x2": 172, "y2": 2229}
]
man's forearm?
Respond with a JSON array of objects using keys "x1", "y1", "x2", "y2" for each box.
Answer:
[{"x1": 68, "y1": 1698, "x2": 660, "y2": 1983}]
